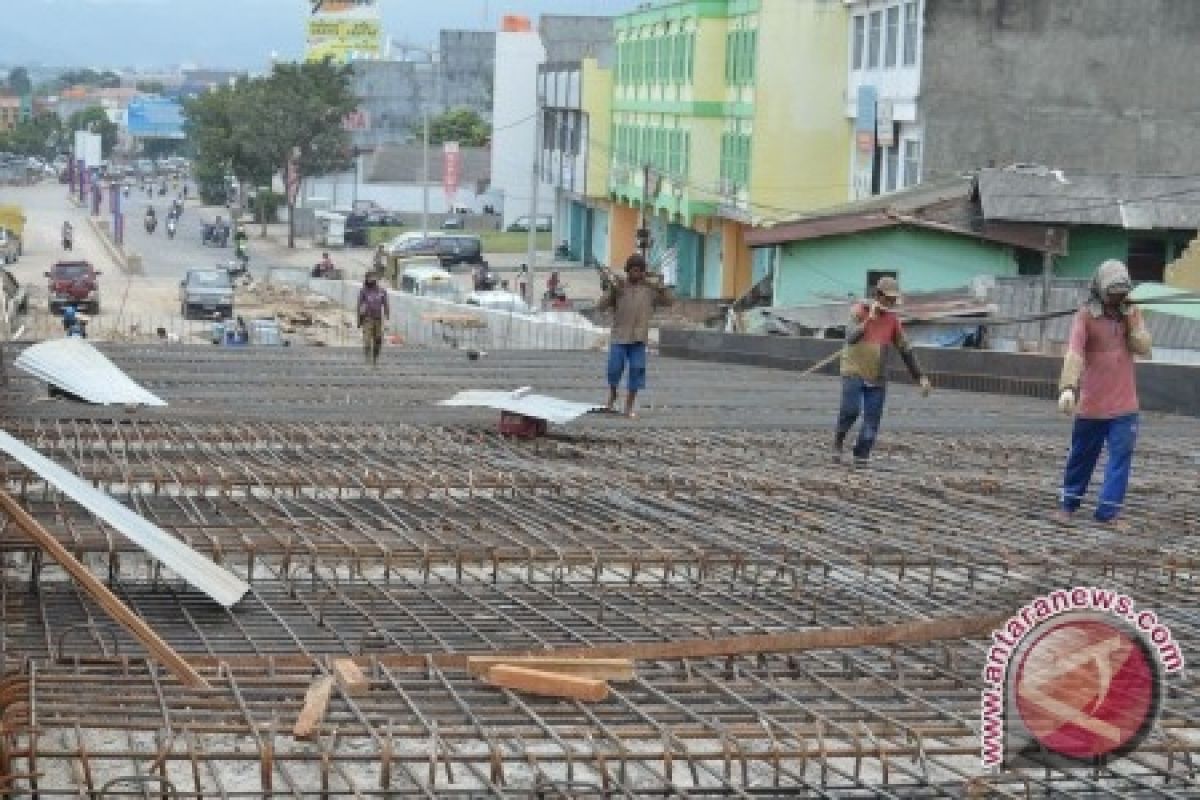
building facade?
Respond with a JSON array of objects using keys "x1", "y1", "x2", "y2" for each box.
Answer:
[
  {"x1": 846, "y1": 0, "x2": 1200, "y2": 199},
  {"x1": 540, "y1": 57, "x2": 614, "y2": 266},
  {"x1": 611, "y1": 0, "x2": 851, "y2": 300}
]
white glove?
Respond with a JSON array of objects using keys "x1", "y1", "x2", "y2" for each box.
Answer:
[
  {"x1": 919, "y1": 376, "x2": 932, "y2": 397},
  {"x1": 1058, "y1": 388, "x2": 1077, "y2": 415}
]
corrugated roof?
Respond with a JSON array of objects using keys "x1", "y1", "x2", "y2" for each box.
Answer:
[
  {"x1": 366, "y1": 144, "x2": 491, "y2": 185},
  {"x1": 15, "y1": 339, "x2": 167, "y2": 407},
  {"x1": 977, "y1": 168, "x2": 1200, "y2": 229},
  {"x1": 0, "y1": 431, "x2": 249, "y2": 608},
  {"x1": 440, "y1": 387, "x2": 599, "y2": 424},
  {"x1": 745, "y1": 213, "x2": 898, "y2": 247}
]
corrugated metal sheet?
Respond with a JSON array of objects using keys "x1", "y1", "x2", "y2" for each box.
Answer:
[
  {"x1": 15, "y1": 339, "x2": 167, "y2": 406},
  {"x1": 0, "y1": 431, "x2": 248, "y2": 608},
  {"x1": 441, "y1": 388, "x2": 599, "y2": 425},
  {"x1": 978, "y1": 169, "x2": 1200, "y2": 229}
]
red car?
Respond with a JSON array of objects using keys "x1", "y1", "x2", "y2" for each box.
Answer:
[{"x1": 46, "y1": 260, "x2": 102, "y2": 313}]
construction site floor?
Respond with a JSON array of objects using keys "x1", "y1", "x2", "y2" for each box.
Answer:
[{"x1": 0, "y1": 345, "x2": 1196, "y2": 797}]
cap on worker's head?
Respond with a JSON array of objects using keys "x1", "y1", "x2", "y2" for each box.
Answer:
[
  {"x1": 1096, "y1": 259, "x2": 1132, "y2": 296},
  {"x1": 625, "y1": 253, "x2": 648, "y2": 272},
  {"x1": 874, "y1": 276, "x2": 901, "y2": 298}
]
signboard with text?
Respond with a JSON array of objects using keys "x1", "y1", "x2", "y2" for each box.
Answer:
[{"x1": 306, "y1": 0, "x2": 381, "y2": 63}]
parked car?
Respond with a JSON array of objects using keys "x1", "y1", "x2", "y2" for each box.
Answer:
[
  {"x1": 441, "y1": 216, "x2": 465, "y2": 230},
  {"x1": 343, "y1": 210, "x2": 403, "y2": 247},
  {"x1": 1, "y1": 268, "x2": 28, "y2": 332},
  {"x1": 506, "y1": 214, "x2": 552, "y2": 233},
  {"x1": 179, "y1": 268, "x2": 234, "y2": 320},
  {"x1": 46, "y1": 260, "x2": 102, "y2": 313},
  {"x1": 391, "y1": 233, "x2": 485, "y2": 268},
  {"x1": 400, "y1": 262, "x2": 460, "y2": 301},
  {"x1": 0, "y1": 229, "x2": 19, "y2": 264}
]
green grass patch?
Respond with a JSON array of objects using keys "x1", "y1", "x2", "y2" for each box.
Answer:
[
  {"x1": 479, "y1": 230, "x2": 552, "y2": 253},
  {"x1": 367, "y1": 226, "x2": 405, "y2": 247}
]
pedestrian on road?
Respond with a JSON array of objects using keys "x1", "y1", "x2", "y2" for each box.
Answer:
[
  {"x1": 357, "y1": 272, "x2": 389, "y2": 367},
  {"x1": 1056, "y1": 259, "x2": 1152, "y2": 529},
  {"x1": 834, "y1": 276, "x2": 931, "y2": 466},
  {"x1": 596, "y1": 253, "x2": 673, "y2": 418}
]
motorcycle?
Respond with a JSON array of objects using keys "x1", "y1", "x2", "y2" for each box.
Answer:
[
  {"x1": 144, "y1": 215, "x2": 157, "y2": 234},
  {"x1": 202, "y1": 223, "x2": 229, "y2": 247},
  {"x1": 166, "y1": 218, "x2": 177, "y2": 239},
  {"x1": 225, "y1": 257, "x2": 249, "y2": 279}
]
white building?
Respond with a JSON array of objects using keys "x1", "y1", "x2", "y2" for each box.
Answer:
[
  {"x1": 845, "y1": 0, "x2": 924, "y2": 200},
  {"x1": 489, "y1": 24, "x2": 555, "y2": 229}
]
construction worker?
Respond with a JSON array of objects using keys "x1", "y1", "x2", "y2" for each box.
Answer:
[
  {"x1": 1056, "y1": 259, "x2": 1152, "y2": 528},
  {"x1": 834, "y1": 276, "x2": 931, "y2": 465},
  {"x1": 357, "y1": 272, "x2": 389, "y2": 367},
  {"x1": 597, "y1": 253, "x2": 673, "y2": 418}
]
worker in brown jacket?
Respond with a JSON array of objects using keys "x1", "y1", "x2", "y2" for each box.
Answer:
[{"x1": 596, "y1": 253, "x2": 674, "y2": 417}]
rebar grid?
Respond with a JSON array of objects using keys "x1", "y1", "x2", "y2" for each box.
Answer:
[
  {"x1": 0, "y1": 347, "x2": 1197, "y2": 795},
  {"x1": 0, "y1": 656, "x2": 1195, "y2": 798}
]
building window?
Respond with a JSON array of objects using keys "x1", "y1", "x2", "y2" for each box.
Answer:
[
  {"x1": 902, "y1": 139, "x2": 921, "y2": 187},
  {"x1": 867, "y1": 10, "x2": 882, "y2": 69},
  {"x1": 852, "y1": 15, "x2": 865, "y2": 70},
  {"x1": 903, "y1": 1, "x2": 920, "y2": 66},
  {"x1": 1127, "y1": 238, "x2": 1167, "y2": 282},
  {"x1": 884, "y1": 144, "x2": 899, "y2": 192},
  {"x1": 885, "y1": 5, "x2": 900, "y2": 68}
]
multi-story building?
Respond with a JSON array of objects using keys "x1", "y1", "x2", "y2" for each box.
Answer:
[
  {"x1": 610, "y1": 0, "x2": 850, "y2": 300},
  {"x1": 491, "y1": 15, "x2": 613, "y2": 229},
  {"x1": 539, "y1": 55, "x2": 614, "y2": 266},
  {"x1": 846, "y1": 0, "x2": 1200, "y2": 198}
]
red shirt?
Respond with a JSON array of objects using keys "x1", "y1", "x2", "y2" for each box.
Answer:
[{"x1": 1067, "y1": 309, "x2": 1139, "y2": 418}]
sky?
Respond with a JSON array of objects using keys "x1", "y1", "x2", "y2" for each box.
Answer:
[{"x1": 4, "y1": 0, "x2": 644, "y2": 71}]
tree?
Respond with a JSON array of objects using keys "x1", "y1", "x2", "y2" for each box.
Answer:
[
  {"x1": 422, "y1": 108, "x2": 490, "y2": 147},
  {"x1": 66, "y1": 107, "x2": 119, "y2": 158},
  {"x1": 7, "y1": 67, "x2": 31, "y2": 97},
  {"x1": 183, "y1": 59, "x2": 357, "y2": 245},
  {"x1": 54, "y1": 69, "x2": 120, "y2": 90},
  {"x1": 136, "y1": 80, "x2": 165, "y2": 95},
  {"x1": 0, "y1": 112, "x2": 62, "y2": 159}
]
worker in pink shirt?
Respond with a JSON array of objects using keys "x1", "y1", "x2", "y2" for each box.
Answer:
[{"x1": 1057, "y1": 260, "x2": 1152, "y2": 526}]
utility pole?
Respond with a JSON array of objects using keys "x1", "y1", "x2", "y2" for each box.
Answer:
[
  {"x1": 1038, "y1": 226, "x2": 1054, "y2": 353},
  {"x1": 637, "y1": 163, "x2": 654, "y2": 259},
  {"x1": 525, "y1": 100, "x2": 543, "y2": 309},
  {"x1": 421, "y1": 111, "x2": 430, "y2": 237}
]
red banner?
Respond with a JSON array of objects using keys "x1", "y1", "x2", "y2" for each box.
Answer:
[{"x1": 443, "y1": 142, "x2": 461, "y2": 210}]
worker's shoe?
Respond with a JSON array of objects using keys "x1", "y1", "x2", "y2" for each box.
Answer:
[{"x1": 832, "y1": 433, "x2": 846, "y2": 464}]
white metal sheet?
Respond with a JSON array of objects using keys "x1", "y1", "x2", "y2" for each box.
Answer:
[
  {"x1": 0, "y1": 431, "x2": 248, "y2": 608},
  {"x1": 15, "y1": 339, "x2": 167, "y2": 407},
  {"x1": 440, "y1": 387, "x2": 600, "y2": 425}
]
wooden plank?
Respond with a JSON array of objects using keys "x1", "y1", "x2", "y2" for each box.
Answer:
[
  {"x1": 168, "y1": 613, "x2": 1007, "y2": 672},
  {"x1": 484, "y1": 665, "x2": 609, "y2": 703},
  {"x1": 466, "y1": 657, "x2": 634, "y2": 682},
  {"x1": 332, "y1": 658, "x2": 368, "y2": 696},
  {"x1": 0, "y1": 490, "x2": 211, "y2": 689},
  {"x1": 293, "y1": 675, "x2": 335, "y2": 740}
]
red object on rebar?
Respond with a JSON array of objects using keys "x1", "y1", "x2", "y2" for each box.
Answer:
[{"x1": 498, "y1": 412, "x2": 546, "y2": 439}]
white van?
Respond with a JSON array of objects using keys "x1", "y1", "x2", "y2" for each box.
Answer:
[{"x1": 401, "y1": 260, "x2": 459, "y2": 301}]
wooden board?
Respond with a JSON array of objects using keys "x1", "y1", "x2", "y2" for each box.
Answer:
[
  {"x1": 332, "y1": 658, "x2": 368, "y2": 696},
  {"x1": 293, "y1": 675, "x2": 335, "y2": 740},
  {"x1": 0, "y1": 490, "x2": 210, "y2": 689},
  {"x1": 484, "y1": 665, "x2": 609, "y2": 703},
  {"x1": 466, "y1": 656, "x2": 634, "y2": 682}
]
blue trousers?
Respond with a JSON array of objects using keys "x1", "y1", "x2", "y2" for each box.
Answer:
[
  {"x1": 836, "y1": 377, "x2": 887, "y2": 459},
  {"x1": 1061, "y1": 413, "x2": 1138, "y2": 522},
  {"x1": 607, "y1": 342, "x2": 647, "y2": 391}
]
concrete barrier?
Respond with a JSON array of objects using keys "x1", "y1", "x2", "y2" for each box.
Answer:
[
  {"x1": 660, "y1": 329, "x2": 1200, "y2": 418},
  {"x1": 301, "y1": 278, "x2": 608, "y2": 351},
  {"x1": 85, "y1": 215, "x2": 141, "y2": 276}
]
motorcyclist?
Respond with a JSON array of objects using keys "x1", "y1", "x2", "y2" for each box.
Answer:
[
  {"x1": 62, "y1": 221, "x2": 73, "y2": 251},
  {"x1": 144, "y1": 206, "x2": 157, "y2": 233},
  {"x1": 166, "y1": 215, "x2": 177, "y2": 239},
  {"x1": 234, "y1": 226, "x2": 248, "y2": 263}
]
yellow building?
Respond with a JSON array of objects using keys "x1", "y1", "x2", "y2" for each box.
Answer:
[{"x1": 610, "y1": 0, "x2": 852, "y2": 299}]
